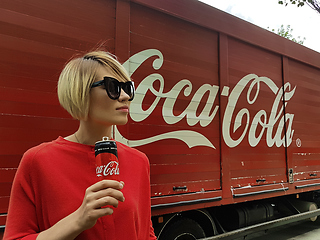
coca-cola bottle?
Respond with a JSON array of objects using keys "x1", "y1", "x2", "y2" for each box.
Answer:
[{"x1": 94, "y1": 137, "x2": 119, "y2": 181}]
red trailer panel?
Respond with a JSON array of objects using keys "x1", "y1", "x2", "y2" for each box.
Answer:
[{"x1": 1, "y1": 0, "x2": 320, "y2": 238}]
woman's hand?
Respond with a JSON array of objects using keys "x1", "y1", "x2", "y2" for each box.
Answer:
[
  {"x1": 74, "y1": 180, "x2": 125, "y2": 231},
  {"x1": 37, "y1": 180, "x2": 125, "y2": 240}
]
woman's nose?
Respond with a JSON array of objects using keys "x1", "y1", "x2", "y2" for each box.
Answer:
[{"x1": 118, "y1": 88, "x2": 130, "y2": 102}]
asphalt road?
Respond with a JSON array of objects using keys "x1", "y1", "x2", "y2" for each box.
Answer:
[{"x1": 236, "y1": 220, "x2": 320, "y2": 240}]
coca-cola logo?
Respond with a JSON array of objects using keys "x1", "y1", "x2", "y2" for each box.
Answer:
[
  {"x1": 115, "y1": 49, "x2": 296, "y2": 149},
  {"x1": 96, "y1": 161, "x2": 119, "y2": 177}
]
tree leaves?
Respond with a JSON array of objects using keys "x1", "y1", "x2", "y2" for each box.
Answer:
[
  {"x1": 278, "y1": 0, "x2": 306, "y2": 7},
  {"x1": 278, "y1": 0, "x2": 320, "y2": 14},
  {"x1": 269, "y1": 24, "x2": 306, "y2": 45}
]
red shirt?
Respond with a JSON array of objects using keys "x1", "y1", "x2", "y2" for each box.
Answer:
[{"x1": 4, "y1": 137, "x2": 156, "y2": 240}]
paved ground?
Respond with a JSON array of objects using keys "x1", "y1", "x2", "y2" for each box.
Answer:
[{"x1": 237, "y1": 220, "x2": 320, "y2": 240}]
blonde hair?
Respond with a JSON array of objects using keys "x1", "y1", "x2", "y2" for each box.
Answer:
[{"x1": 57, "y1": 51, "x2": 131, "y2": 120}]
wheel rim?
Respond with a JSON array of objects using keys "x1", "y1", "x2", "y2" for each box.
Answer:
[{"x1": 174, "y1": 233, "x2": 197, "y2": 240}]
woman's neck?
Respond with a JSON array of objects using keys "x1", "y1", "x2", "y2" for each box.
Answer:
[{"x1": 71, "y1": 121, "x2": 113, "y2": 145}]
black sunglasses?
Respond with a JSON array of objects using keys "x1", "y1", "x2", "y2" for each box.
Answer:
[{"x1": 91, "y1": 77, "x2": 135, "y2": 101}]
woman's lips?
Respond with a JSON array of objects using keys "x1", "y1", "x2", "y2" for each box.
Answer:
[{"x1": 116, "y1": 105, "x2": 129, "y2": 113}]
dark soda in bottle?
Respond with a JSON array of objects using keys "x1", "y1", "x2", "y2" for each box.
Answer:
[{"x1": 94, "y1": 137, "x2": 119, "y2": 181}]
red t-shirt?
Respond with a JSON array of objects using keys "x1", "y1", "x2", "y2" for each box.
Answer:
[{"x1": 4, "y1": 137, "x2": 156, "y2": 240}]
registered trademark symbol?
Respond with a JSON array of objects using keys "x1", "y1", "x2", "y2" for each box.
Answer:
[{"x1": 296, "y1": 138, "x2": 301, "y2": 147}]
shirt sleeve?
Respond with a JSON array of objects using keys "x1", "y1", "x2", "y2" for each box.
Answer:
[
  {"x1": 149, "y1": 219, "x2": 157, "y2": 240},
  {"x1": 3, "y1": 151, "x2": 40, "y2": 240},
  {"x1": 145, "y1": 155, "x2": 157, "y2": 240}
]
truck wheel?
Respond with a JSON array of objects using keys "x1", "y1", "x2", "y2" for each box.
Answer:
[{"x1": 159, "y1": 218, "x2": 206, "y2": 240}]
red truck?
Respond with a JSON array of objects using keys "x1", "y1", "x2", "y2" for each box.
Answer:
[{"x1": 1, "y1": 0, "x2": 320, "y2": 239}]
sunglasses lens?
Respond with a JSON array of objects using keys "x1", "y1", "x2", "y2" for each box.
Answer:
[
  {"x1": 105, "y1": 79, "x2": 119, "y2": 99},
  {"x1": 123, "y1": 82, "x2": 134, "y2": 100},
  {"x1": 102, "y1": 77, "x2": 134, "y2": 100}
]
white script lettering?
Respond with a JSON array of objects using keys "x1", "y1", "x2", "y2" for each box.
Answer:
[
  {"x1": 96, "y1": 161, "x2": 119, "y2": 177},
  {"x1": 222, "y1": 74, "x2": 296, "y2": 148},
  {"x1": 114, "y1": 49, "x2": 296, "y2": 149}
]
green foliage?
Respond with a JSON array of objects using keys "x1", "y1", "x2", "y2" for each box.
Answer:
[
  {"x1": 278, "y1": 0, "x2": 313, "y2": 7},
  {"x1": 278, "y1": 0, "x2": 320, "y2": 14},
  {"x1": 269, "y1": 25, "x2": 306, "y2": 45}
]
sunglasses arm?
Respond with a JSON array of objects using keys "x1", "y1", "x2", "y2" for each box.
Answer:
[{"x1": 91, "y1": 80, "x2": 105, "y2": 88}]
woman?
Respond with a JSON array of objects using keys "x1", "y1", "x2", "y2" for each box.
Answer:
[{"x1": 4, "y1": 51, "x2": 157, "y2": 240}]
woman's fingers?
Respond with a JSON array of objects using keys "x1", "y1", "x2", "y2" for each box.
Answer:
[
  {"x1": 75, "y1": 180, "x2": 125, "y2": 231},
  {"x1": 95, "y1": 195, "x2": 121, "y2": 209},
  {"x1": 93, "y1": 188, "x2": 125, "y2": 205},
  {"x1": 90, "y1": 180, "x2": 124, "y2": 192},
  {"x1": 85, "y1": 180, "x2": 125, "y2": 206}
]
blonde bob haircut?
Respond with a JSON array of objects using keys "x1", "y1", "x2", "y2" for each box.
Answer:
[{"x1": 57, "y1": 51, "x2": 131, "y2": 120}]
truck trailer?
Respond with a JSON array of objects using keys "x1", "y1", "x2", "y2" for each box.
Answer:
[{"x1": 1, "y1": 0, "x2": 320, "y2": 239}]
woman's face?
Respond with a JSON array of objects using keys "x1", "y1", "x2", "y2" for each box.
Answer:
[{"x1": 87, "y1": 66, "x2": 131, "y2": 127}]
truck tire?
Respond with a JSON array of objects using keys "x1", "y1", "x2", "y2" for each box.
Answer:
[{"x1": 159, "y1": 218, "x2": 206, "y2": 240}]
